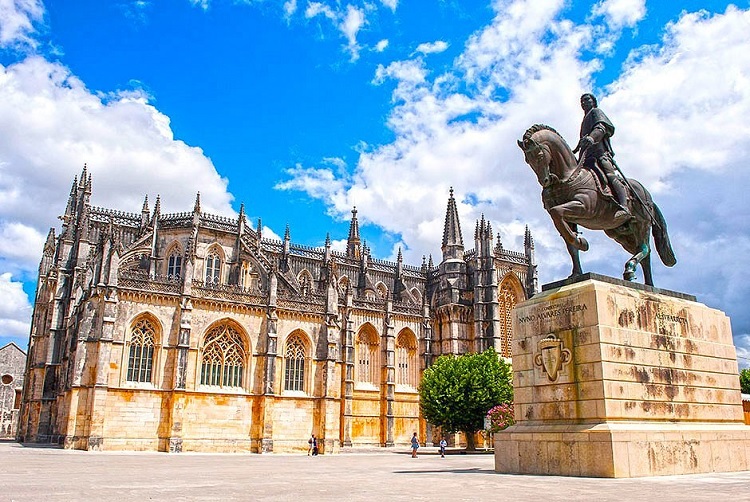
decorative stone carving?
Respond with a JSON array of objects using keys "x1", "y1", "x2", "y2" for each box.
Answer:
[{"x1": 534, "y1": 334, "x2": 571, "y2": 382}]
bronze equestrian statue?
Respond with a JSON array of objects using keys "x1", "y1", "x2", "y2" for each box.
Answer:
[{"x1": 517, "y1": 95, "x2": 676, "y2": 286}]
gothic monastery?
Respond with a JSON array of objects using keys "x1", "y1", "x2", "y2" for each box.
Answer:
[{"x1": 19, "y1": 167, "x2": 537, "y2": 453}]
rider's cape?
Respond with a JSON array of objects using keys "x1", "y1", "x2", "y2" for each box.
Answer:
[{"x1": 580, "y1": 107, "x2": 615, "y2": 160}]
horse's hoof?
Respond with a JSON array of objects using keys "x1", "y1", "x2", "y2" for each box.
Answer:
[
  {"x1": 577, "y1": 237, "x2": 589, "y2": 252},
  {"x1": 623, "y1": 271, "x2": 636, "y2": 281}
]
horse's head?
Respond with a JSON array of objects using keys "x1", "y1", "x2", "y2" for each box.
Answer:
[{"x1": 517, "y1": 135, "x2": 557, "y2": 188}]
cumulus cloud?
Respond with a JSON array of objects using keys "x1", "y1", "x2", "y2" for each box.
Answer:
[
  {"x1": 0, "y1": 273, "x2": 32, "y2": 339},
  {"x1": 0, "y1": 56, "x2": 234, "y2": 272},
  {"x1": 415, "y1": 40, "x2": 449, "y2": 55},
  {"x1": 0, "y1": 0, "x2": 44, "y2": 49},
  {"x1": 592, "y1": 0, "x2": 646, "y2": 30},
  {"x1": 279, "y1": 2, "x2": 750, "y2": 359},
  {"x1": 374, "y1": 39, "x2": 388, "y2": 52}
]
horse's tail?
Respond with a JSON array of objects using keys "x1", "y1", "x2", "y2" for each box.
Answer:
[{"x1": 652, "y1": 203, "x2": 676, "y2": 267}]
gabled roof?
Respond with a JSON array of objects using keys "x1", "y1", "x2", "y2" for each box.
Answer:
[{"x1": 0, "y1": 341, "x2": 27, "y2": 356}]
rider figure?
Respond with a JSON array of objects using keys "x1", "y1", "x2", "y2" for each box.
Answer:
[{"x1": 574, "y1": 93, "x2": 631, "y2": 224}]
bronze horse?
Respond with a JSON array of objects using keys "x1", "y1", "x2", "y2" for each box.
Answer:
[{"x1": 518, "y1": 124, "x2": 675, "y2": 286}]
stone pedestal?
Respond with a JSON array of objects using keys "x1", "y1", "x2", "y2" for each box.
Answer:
[{"x1": 495, "y1": 274, "x2": 750, "y2": 477}]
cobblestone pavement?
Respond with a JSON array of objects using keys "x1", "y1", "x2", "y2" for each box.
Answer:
[{"x1": 2, "y1": 441, "x2": 750, "y2": 501}]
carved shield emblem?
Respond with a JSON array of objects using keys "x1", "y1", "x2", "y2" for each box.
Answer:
[{"x1": 534, "y1": 334, "x2": 571, "y2": 382}]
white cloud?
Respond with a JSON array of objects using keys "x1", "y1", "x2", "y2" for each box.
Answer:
[
  {"x1": 0, "y1": 273, "x2": 32, "y2": 339},
  {"x1": 305, "y1": 2, "x2": 337, "y2": 21},
  {"x1": 604, "y1": 6, "x2": 750, "y2": 189},
  {"x1": 380, "y1": 0, "x2": 397, "y2": 12},
  {"x1": 591, "y1": 0, "x2": 646, "y2": 30},
  {"x1": 189, "y1": 0, "x2": 210, "y2": 10},
  {"x1": 304, "y1": 3, "x2": 367, "y2": 60},
  {"x1": 340, "y1": 5, "x2": 366, "y2": 61},
  {"x1": 0, "y1": 222, "x2": 45, "y2": 273},
  {"x1": 283, "y1": 0, "x2": 297, "y2": 18},
  {"x1": 375, "y1": 39, "x2": 389, "y2": 52},
  {"x1": 0, "y1": 0, "x2": 45, "y2": 49},
  {"x1": 415, "y1": 40, "x2": 449, "y2": 55},
  {"x1": 0, "y1": 57, "x2": 234, "y2": 277}
]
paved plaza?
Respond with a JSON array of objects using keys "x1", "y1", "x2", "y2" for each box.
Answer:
[{"x1": 2, "y1": 441, "x2": 750, "y2": 501}]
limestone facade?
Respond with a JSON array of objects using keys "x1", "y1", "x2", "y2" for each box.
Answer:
[
  {"x1": 19, "y1": 167, "x2": 536, "y2": 453},
  {"x1": 0, "y1": 342, "x2": 26, "y2": 438}
]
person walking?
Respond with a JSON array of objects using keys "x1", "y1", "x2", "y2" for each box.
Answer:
[
  {"x1": 307, "y1": 434, "x2": 315, "y2": 456},
  {"x1": 312, "y1": 435, "x2": 319, "y2": 456},
  {"x1": 439, "y1": 438, "x2": 447, "y2": 458},
  {"x1": 410, "y1": 432, "x2": 419, "y2": 458}
]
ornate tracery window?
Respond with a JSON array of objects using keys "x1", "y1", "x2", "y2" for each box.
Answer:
[
  {"x1": 284, "y1": 334, "x2": 306, "y2": 392},
  {"x1": 356, "y1": 327, "x2": 380, "y2": 385},
  {"x1": 200, "y1": 323, "x2": 246, "y2": 387},
  {"x1": 205, "y1": 251, "x2": 221, "y2": 284},
  {"x1": 127, "y1": 318, "x2": 156, "y2": 383},
  {"x1": 396, "y1": 330, "x2": 418, "y2": 387}
]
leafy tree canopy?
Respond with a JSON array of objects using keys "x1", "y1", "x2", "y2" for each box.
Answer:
[
  {"x1": 419, "y1": 348, "x2": 513, "y2": 449},
  {"x1": 740, "y1": 368, "x2": 750, "y2": 395}
]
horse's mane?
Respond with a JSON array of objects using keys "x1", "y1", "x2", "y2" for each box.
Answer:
[
  {"x1": 523, "y1": 124, "x2": 561, "y2": 142},
  {"x1": 522, "y1": 124, "x2": 572, "y2": 150}
]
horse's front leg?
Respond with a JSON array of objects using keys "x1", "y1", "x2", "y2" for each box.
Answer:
[
  {"x1": 548, "y1": 201, "x2": 589, "y2": 251},
  {"x1": 566, "y1": 223, "x2": 584, "y2": 278}
]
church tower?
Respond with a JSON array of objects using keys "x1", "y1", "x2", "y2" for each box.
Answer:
[{"x1": 431, "y1": 188, "x2": 473, "y2": 355}]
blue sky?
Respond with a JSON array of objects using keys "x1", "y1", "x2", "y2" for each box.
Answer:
[{"x1": 1, "y1": 0, "x2": 750, "y2": 367}]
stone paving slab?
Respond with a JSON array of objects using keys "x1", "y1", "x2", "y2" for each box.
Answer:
[{"x1": 1, "y1": 441, "x2": 750, "y2": 501}]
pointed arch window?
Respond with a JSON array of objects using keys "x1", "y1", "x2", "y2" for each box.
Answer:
[
  {"x1": 499, "y1": 276, "x2": 522, "y2": 358},
  {"x1": 200, "y1": 324, "x2": 246, "y2": 387},
  {"x1": 127, "y1": 318, "x2": 156, "y2": 383},
  {"x1": 168, "y1": 252, "x2": 182, "y2": 279},
  {"x1": 356, "y1": 328, "x2": 380, "y2": 385},
  {"x1": 284, "y1": 334, "x2": 307, "y2": 392},
  {"x1": 205, "y1": 252, "x2": 221, "y2": 284},
  {"x1": 396, "y1": 331, "x2": 418, "y2": 388}
]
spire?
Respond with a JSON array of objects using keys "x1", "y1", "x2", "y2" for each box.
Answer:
[
  {"x1": 346, "y1": 206, "x2": 361, "y2": 260},
  {"x1": 324, "y1": 232, "x2": 332, "y2": 262},
  {"x1": 140, "y1": 195, "x2": 150, "y2": 230},
  {"x1": 79, "y1": 163, "x2": 88, "y2": 189},
  {"x1": 153, "y1": 194, "x2": 161, "y2": 216},
  {"x1": 236, "y1": 203, "x2": 246, "y2": 236},
  {"x1": 524, "y1": 225, "x2": 535, "y2": 251},
  {"x1": 428, "y1": 254, "x2": 434, "y2": 269},
  {"x1": 193, "y1": 192, "x2": 201, "y2": 214},
  {"x1": 283, "y1": 224, "x2": 290, "y2": 255},
  {"x1": 494, "y1": 231, "x2": 504, "y2": 256},
  {"x1": 421, "y1": 255, "x2": 427, "y2": 272},
  {"x1": 256, "y1": 218, "x2": 262, "y2": 241},
  {"x1": 441, "y1": 187, "x2": 464, "y2": 260},
  {"x1": 43, "y1": 228, "x2": 56, "y2": 255}
]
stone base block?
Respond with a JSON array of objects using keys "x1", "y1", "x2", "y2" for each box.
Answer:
[
  {"x1": 498, "y1": 275, "x2": 750, "y2": 477},
  {"x1": 495, "y1": 422, "x2": 750, "y2": 477}
]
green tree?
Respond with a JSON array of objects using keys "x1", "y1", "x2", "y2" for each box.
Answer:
[
  {"x1": 740, "y1": 368, "x2": 750, "y2": 394},
  {"x1": 419, "y1": 348, "x2": 513, "y2": 450}
]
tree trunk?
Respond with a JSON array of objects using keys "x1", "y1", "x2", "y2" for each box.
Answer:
[{"x1": 464, "y1": 430, "x2": 476, "y2": 451}]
